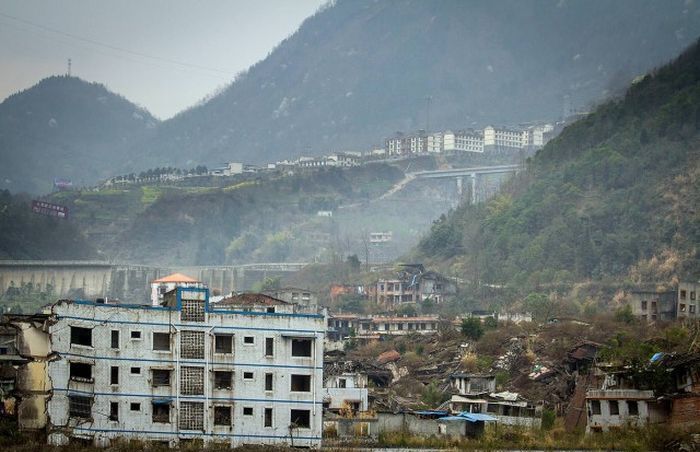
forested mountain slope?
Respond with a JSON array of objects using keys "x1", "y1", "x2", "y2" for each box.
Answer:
[
  {"x1": 0, "y1": 76, "x2": 158, "y2": 194},
  {"x1": 417, "y1": 40, "x2": 700, "y2": 289},
  {"x1": 137, "y1": 0, "x2": 700, "y2": 168}
]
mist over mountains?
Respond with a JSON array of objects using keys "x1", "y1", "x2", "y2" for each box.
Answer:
[{"x1": 2, "y1": 0, "x2": 700, "y2": 194}]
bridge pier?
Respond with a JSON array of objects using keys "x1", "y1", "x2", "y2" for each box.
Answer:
[{"x1": 470, "y1": 172, "x2": 477, "y2": 204}]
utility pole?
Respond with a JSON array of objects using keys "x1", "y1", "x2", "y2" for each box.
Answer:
[
  {"x1": 425, "y1": 95, "x2": 432, "y2": 132},
  {"x1": 67, "y1": 58, "x2": 72, "y2": 76}
]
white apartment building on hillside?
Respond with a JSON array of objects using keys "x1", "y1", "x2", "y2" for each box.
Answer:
[{"x1": 46, "y1": 289, "x2": 325, "y2": 448}]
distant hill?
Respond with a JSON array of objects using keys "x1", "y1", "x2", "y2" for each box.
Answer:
[
  {"x1": 416, "y1": 39, "x2": 700, "y2": 289},
  {"x1": 138, "y1": 0, "x2": 700, "y2": 168},
  {"x1": 0, "y1": 76, "x2": 158, "y2": 194}
]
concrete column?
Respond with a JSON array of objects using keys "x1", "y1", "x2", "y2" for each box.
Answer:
[
  {"x1": 470, "y1": 172, "x2": 478, "y2": 204},
  {"x1": 456, "y1": 176, "x2": 463, "y2": 195}
]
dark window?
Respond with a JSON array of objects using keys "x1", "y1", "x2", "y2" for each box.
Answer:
[
  {"x1": 681, "y1": 290, "x2": 687, "y2": 300},
  {"x1": 152, "y1": 369, "x2": 171, "y2": 386},
  {"x1": 243, "y1": 371, "x2": 254, "y2": 380},
  {"x1": 692, "y1": 292, "x2": 697, "y2": 301},
  {"x1": 264, "y1": 408, "x2": 273, "y2": 427},
  {"x1": 214, "y1": 406, "x2": 231, "y2": 426},
  {"x1": 243, "y1": 407, "x2": 253, "y2": 416},
  {"x1": 609, "y1": 400, "x2": 619, "y2": 415},
  {"x1": 641, "y1": 300, "x2": 647, "y2": 310},
  {"x1": 69, "y1": 362, "x2": 92, "y2": 382},
  {"x1": 591, "y1": 400, "x2": 601, "y2": 415},
  {"x1": 130, "y1": 402, "x2": 141, "y2": 411},
  {"x1": 291, "y1": 374, "x2": 311, "y2": 392},
  {"x1": 68, "y1": 395, "x2": 92, "y2": 419},
  {"x1": 214, "y1": 371, "x2": 233, "y2": 389},
  {"x1": 215, "y1": 334, "x2": 233, "y2": 354},
  {"x1": 111, "y1": 330, "x2": 119, "y2": 349},
  {"x1": 152, "y1": 403, "x2": 170, "y2": 423},
  {"x1": 70, "y1": 326, "x2": 92, "y2": 347},
  {"x1": 109, "y1": 402, "x2": 118, "y2": 421},
  {"x1": 266, "y1": 307, "x2": 275, "y2": 313},
  {"x1": 628, "y1": 401, "x2": 639, "y2": 415},
  {"x1": 130, "y1": 367, "x2": 141, "y2": 375},
  {"x1": 338, "y1": 379, "x2": 346, "y2": 388},
  {"x1": 153, "y1": 332, "x2": 170, "y2": 351},
  {"x1": 130, "y1": 330, "x2": 141, "y2": 340},
  {"x1": 243, "y1": 336, "x2": 254, "y2": 345},
  {"x1": 291, "y1": 339, "x2": 312, "y2": 357},
  {"x1": 265, "y1": 373, "x2": 273, "y2": 391},
  {"x1": 290, "y1": 409, "x2": 310, "y2": 428},
  {"x1": 110, "y1": 366, "x2": 119, "y2": 385},
  {"x1": 265, "y1": 338, "x2": 274, "y2": 356}
]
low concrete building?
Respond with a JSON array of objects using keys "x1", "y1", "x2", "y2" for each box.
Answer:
[
  {"x1": 356, "y1": 315, "x2": 440, "y2": 337},
  {"x1": 677, "y1": 281, "x2": 700, "y2": 319},
  {"x1": 322, "y1": 372, "x2": 369, "y2": 413},
  {"x1": 448, "y1": 392, "x2": 540, "y2": 428},
  {"x1": 264, "y1": 287, "x2": 318, "y2": 309},
  {"x1": 449, "y1": 373, "x2": 496, "y2": 396},
  {"x1": 45, "y1": 288, "x2": 326, "y2": 448}
]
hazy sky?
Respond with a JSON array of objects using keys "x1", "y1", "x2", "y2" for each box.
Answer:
[{"x1": 0, "y1": 0, "x2": 326, "y2": 119}]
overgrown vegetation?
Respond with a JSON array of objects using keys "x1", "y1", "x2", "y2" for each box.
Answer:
[{"x1": 418, "y1": 39, "x2": 700, "y2": 292}]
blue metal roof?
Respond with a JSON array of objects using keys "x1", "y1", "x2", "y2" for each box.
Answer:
[
  {"x1": 439, "y1": 412, "x2": 498, "y2": 423},
  {"x1": 414, "y1": 410, "x2": 450, "y2": 416}
]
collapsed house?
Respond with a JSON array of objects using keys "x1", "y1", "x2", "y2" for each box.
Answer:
[
  {"x1": 375, "y1": 264, "x2": 457, "y2": 306},
  {"x1": 447, "y1": 372, "x2": 540, "y2": 428},
  {"x1": 586, "y1": 352, "x2": 700, "y2": 432}
]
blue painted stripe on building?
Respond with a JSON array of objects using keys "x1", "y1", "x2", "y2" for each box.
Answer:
[
  {"x1": 59, "y1": 351, "x2": 323, "y2": 370},
  {"x1": 72, "y1": 426, "x2": 321, "y2": 441},
  {"x1": 54, "y1": 388, "x2": 320, "y2": 405},
  {"x1": 69, "y1": 298, "x2": 323, "y2": 319},
  {"x1": 55, "y1": 315, "x2": 324, "y2": 333}
]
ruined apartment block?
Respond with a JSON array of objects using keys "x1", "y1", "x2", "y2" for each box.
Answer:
[{"x1": 45, "y1": 288, "x2": 325, "y2": 448}]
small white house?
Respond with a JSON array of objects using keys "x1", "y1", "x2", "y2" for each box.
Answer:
[
  {"x1": 322, "y1": 372, "x2": 369, "y2": 413},
  {"x1": 150, "y1": 273, "x2": 204, "y2": 306}
]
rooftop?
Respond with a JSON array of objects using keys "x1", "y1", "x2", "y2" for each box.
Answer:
[
  {"x1": 217, "y1": 293, "x2": 290, "y2": 307},
  {"x1": 152, "y1": 272, "x2": 200, "y2": 284}
]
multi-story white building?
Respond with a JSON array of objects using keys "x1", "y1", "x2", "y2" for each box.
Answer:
[
  {"x1": 46, "y1": 289, "x2": 326, "y2": 448},
  {"x1": 483, "y1": 126, "x2": 525, "y2": 150}
]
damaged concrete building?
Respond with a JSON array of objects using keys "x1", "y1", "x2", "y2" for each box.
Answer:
[{"x1": 3, "y1": 288, "x2": 326, "y2": 448}]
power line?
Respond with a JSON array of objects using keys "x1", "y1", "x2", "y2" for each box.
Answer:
[{"x1": 0, "y1": 11, "x2": 233, "y2": 76}]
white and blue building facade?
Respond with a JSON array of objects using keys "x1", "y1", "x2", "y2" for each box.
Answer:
[{"x1": 46, "y1": 288, "x2": 326, "y2": 448}]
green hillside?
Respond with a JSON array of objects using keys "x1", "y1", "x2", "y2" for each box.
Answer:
[
  {"x1": 417, "y1": 40, "x2": 700, "y2": 291},
  {"x1": 0, "y1": 190, "x2": 96, "y2": 260}
]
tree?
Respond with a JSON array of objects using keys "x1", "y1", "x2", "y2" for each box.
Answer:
[
  {"x1": 346, "y1": 254, "x2": 361, "y2": 271},
  {"x1": 461, "y1": 317, "x2": 484, "y2": 341}
]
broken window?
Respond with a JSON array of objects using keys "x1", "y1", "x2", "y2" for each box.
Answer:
[
  {"x1": 181, "y1": 330, "x2": 205, "y2": 359},
  {"x1": 70, "y1": 326, "x2": 92, "y2": 347},
  {"x1": 69, "y1": 362, "x2": 92, "y2": 382},
  {"x1": 181, "y1": 299, "x2": 205, "y2": 322},
  {"x1": 214, "y1": 371, "x2": 233, "y2": 389},
  {"x1": 181, "y1": 366, "x2": 204, "y2": 395},
  {"x1": 627, "y1": 400, "x2": 639, "y2": 415},
  {"x1": 152, "y1": 369, "x2": 171, "y2": 386},
  {"x1": 179, "y1": 401, "x2": 204, "y2": 430},
  {"x1": 264, "y1": 408, "x2": 273, "y2": 427},
  {"x1": 68, "y1": 395, "x2": 92, "y2": 419},
  {"x1": 130, "y1": 330, "x2": 142, "y2": 340},
  {"x1": 214, "y1": 406, "x2": 231, "y2": 426},
  {"x1": 243, "y1": 371, "x2": 254, "y2": 380},
  {"x1": 609, "y1": 400, "x2": 619, "y2": 415},
  {"x1": 130, "y1": 402, "x2": 141, "y2": 411},
  {"x1": 243, "y1": 336, "x2": 254, "y2": 345},
  {"x1": 243, "y1": 407, "x2": 253, "y2": 416},
  {"x1": 338, "y1": 378, "x2": 346, "y2": 388},
  {"x1": 152, "y1": 402, "x2": 170, "y2": 423},
  {"x1": 111, "y1": 330, "x2": 119, "y2": 349},
  {"x1": 265, "y1": 373, "x2": 273, "y2": 391},
  {"x1": 266, "y1": 307, "x2": 276, "y2": 313},
  {"x1": 290, "y1": 409, "x2": 311, "y2": 428},
  {"x1": 110, "y1": 366, "x2": 119, "y2": 385},
  {"x1": 153, "y1": 332, "x2": 171, "y2": 351},
  {"x1": 109, "y1": 402, "x2": 118, "y2": 421},
  {"x1": 291, "y1": 338, "x2": 312, "y2": 357},
  {"x1": 590, "y1": 400, "x2": 601, "y2": 415},
  {"x1": 265, "y1": 337, "x2": 274, "y2": 356},
  {"x1": 214, "y1": 334, "x2": 233, "y2": 354},
  {"x1": 291, "y1": 374, "x2": 311, "y2": 392},
  {"x1": 130, "y1": 367, "x2": 141, "y2": 375}
]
